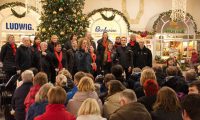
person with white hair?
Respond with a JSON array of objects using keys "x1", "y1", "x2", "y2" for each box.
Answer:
[
  {"x1": 133, "y1": 38, "x2": 152, "y2": 69},
  {"x1": 11, "y1": 70, "x2": 34, "y2": 120},
  {"x1": 109, "y1": 89, "x2": 152, "y2": 120},
  {"x1": 16, "y1": 36, "x2": 33, "y2": 73}
]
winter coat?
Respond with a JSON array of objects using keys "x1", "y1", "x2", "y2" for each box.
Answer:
[
  {"x1": 0, "y1": 42, "x2": 17, "y2": 71},
  {"x1": 138, "y1": 95, "x2": 157, "y2": 112},
  {"x1": 116, "y1": 46, "x2": 133, "y2": 68},
  {"x1": 96, "y1": 39, "x2": 112, "y2": 70},
  {"x1": 39, "y1": 51, "x2": 52, "y2": 74},
  {"x1": 67, "y1": 91, "x2": 102, "y2": 116},
  {"x1": 75, "y1": 49, "x2": 91, "y2": 73},
  {"x1": 133, "y1": 46, "x2": 152, "y2": 69},
  {"x1": 47, "y1": 42, "x2": 56, "y2": 53},
  {"x1": 151, "y1": 109, "x2": 182, "y2": 120},
  {"x1": 66, "y1": 49, "x2": 77, "y2": 75},
  {"x1": 11, "y1": 82, "x2": 33, "y2": 120},
  {"x1": 64, "y1": 40, "x2": 72, "y2": 51},
  {"x1": 103, "y1": 92, "x2": 121, "y2": 119},
  {"x1": 127, "y1": 41, "x2": 140, "y2": 52},
  {"x1": 26, "y1": 101, "x2": 48, "y2": 120},
  {"x1": 16, "y1": 45, "x2": 33, "y2": 71},
  {"x1": 67, "y1": 86, "x2": 78, "y2": 102},
  {"x1": 109, "y1": 102, "x2": 152, "y2": 120},
  {"x1": 31, "y1": 44, "x2": 41, "y2": 70},
  {"x1": 191, "y1": 52, "x2": 198, "y2": 64},
  {"x1": 24, "y1": 84, "x2": 41, "y2": 112},
  {"x1": 52, "y1": 51, "x2": 67, "y2": 69},
  {"x1": 34, "y1": 104, "x2": 76, "y2": 120},
  {"x1": 77, "y1": 115, "x2": 106, "y2": 120}
]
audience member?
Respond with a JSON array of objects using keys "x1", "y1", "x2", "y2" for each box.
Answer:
[
  {"x1": 110, "y1": 89, "x2": 151, "y2": 120},
  {"x1": 77, "y1": 98, "x2": 106, "y2": 120},
  {"x1": 34, "y1": 86, "x2": 76, "y2": 120},
  {"x1": 151, "y1": 87, "x2": 182, "y2": 120},
  {"x1": 188, "y1": 80, "x2": 200, "y2": 94}
]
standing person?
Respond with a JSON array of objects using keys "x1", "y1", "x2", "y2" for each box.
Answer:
[
  {"x1": 32, "y1": 36, "x2": 41, "y2": 70},
  {"x1": 75, "y1": 38, "x2": 91, "y2": 73},
  {"x1": 151, "y1": 87, "x2": 182, "y2": 120},
  {"x1": 66, "y1": 40, "x2": 78, "y2": 76},
  {"x1": 52, "y1": 42, "x2": 67, "y2": 83},
  {"x1": 39, "y1": 42, "x2": 52, "y2": 81},
  {"x1": 190, "y1": 49, "x2": 198, "y2": 66},
  {"x1": 64, "y1": 33, "x2": 77, "y2": 51},
  {"x1": 109, "y1": 89, "x2": 152, "y2": 120},
  {"x1": 133, "y1": 38, "x2": 152, "y2": 69},
  {"x1": 96, "y1": 32, "x2": 112, "y2": 74},
  {"x1": 103, "y1": 42, "x2": 117, "y2": 74},
  {"x1": 114, "y1": 36, "x2": 121, "y2": 49},
  {"x1": 127, "y1": 34, "x2": 139, "y2": 52},
  {"x1": 47, "y1": 35, "x2": 58, "y2": 53},
  {"x1": 11, "y1": 70, "x2": 34, "y2": 120},
  {"x1": 16, "y1": 36, "x2": 33, "y2": 73},
  {"x1": 90, "y1": 45, "x2": 97, "y2": 76},
  {"x1": 0, "y1": 34, "x2": 17, "y2": 79},
  {"x1": 34, "y1": 86, "x2": 76, "y2": 120},
  {"x1": 85, "y1": 32, "x2": 96, "y2": 52},
  {"x1": 116, "y1": 37, "x2": 133, "y2": 79}
]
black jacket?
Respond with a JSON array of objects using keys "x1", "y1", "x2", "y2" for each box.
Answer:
[
  {"x1": 31, "y1": 44, "x2": 41, "y2": 70},
  {"x1": 127, "y1": 41, "x2": 140, "y2": 52},
  {"x1": 66, "y1": 49, "x2": 77, "y2": 75},
  {"x1": 75, "y1": 49, "x2": 91, "y2": 73},
  {"x1": 138, "y1": 95, "x2": 157, "y2": 112},
  {"x1": 52, "y1": 51, "x2": 67, "y2": 69},
  {"x1": 151, "y1": 109, "x2": 182, "y2": 120},
  {"x1": 96, "y1": 39, "x2": 112, "y2": 69},
  {"x1": 64, "y1": 40, "x2": 72, "y2": 51},
  {"x1": 0, "y1": 42, "x2": 17, "y2": 71},
  {"x1": 47, "y1": 42, "x2": 56, "y2": 53},
  {"x1": 116, "y1": 46, "x2": 133, "y2": 68},
  {"x1": 133, "y1": 46, "x2": 152, "y2": 69},
  {"x1": 12, "y1": 82, "x2": 33, "y2": 120},
  {"x1": 16, "y1": 45, "x2": 33, "y2": 71},
  {"x1": 39, "y1": 51, "x2": 52, "y2": 73}
]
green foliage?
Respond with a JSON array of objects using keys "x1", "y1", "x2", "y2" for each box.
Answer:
[{"x1": 38, "y1": 0, "x2": 89, "y2": 43}]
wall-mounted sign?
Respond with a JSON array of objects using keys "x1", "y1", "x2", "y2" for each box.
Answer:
[{"x1": 6, "y1": 22, "x2": 34, "y2": 30}]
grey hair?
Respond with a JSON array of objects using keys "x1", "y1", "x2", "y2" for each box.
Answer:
[
  {"x1": 120, "y1": 89, "x2": 137, "y2": 103},
  {"x1": 21, "y1": 70, "x2": 34, "y2": 82}
]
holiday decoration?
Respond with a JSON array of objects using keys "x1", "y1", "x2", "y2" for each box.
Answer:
[{"x1": 38, "y1": 0, "x2": 89, "y2": 43}]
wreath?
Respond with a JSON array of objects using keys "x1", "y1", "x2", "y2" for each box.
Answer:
[
  {"x1": 100, "y1": 12, "x2": 116, "y2": 21},
  {"x1": 11, "y1": 8, "x2": 26, "y2": 18}
]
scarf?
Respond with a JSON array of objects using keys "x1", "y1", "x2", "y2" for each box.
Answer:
[
  {"x1": 36, "y1": 43, "x2": 41, "y2": 51},
  {"x1": 10, "y1": 43, "x2": 16, "y2": 56},
  {"x1": 91, "y1": 53, "x2": 97, "y2": 71},
  {"x1": 107, "y1": 50, "x2": 112, "y2": 62},
  {"x1": 129, "y1": 41, "x2": 136, "y2": 46},
  {"x1": 54, "y1": 50, "x2": 63, "y2": 70}
]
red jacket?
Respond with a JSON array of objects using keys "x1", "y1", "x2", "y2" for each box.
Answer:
[
  {"x1": 24, "y1": 84, "x2": 41, "y2": 112},
  {"x1": 34, "y1": 104, "x2": 76, "y2": 120},
  {"x1": 191, "y1": 52, "x2": 198, "y2": 64}
]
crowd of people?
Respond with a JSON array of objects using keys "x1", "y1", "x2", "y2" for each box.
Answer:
[{"x1": 0, "y1": 31, "x2": 200, "y2": 120}]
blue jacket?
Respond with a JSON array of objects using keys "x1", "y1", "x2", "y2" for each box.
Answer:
[
  {"x1": 67, "y1": 86, "x2": 78, "y2": 101},
  {"x1": 26, "y1": 101, "x2": 48, "y2": 120}
]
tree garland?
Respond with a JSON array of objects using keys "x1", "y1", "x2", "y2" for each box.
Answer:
[
  {"x1": 100, "y1": 12, "x2": 115, "y2": 21},
  {"x1": 0, "y1": 2, "x2": 38, "y2": 18},
  {"x1": 153, "y1": 10, "x2": 199, "y2": 34}
]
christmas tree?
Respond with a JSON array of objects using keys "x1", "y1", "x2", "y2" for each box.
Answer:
[{"x1": 38, "y1": 0, "x2": 89, "y2": 43}]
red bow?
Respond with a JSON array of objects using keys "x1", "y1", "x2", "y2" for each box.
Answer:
[{"x1": 10, "y1": 43, "x2": 16, "y2": 56}]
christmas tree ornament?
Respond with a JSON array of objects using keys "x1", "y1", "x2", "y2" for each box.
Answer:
[
  {"x1": 53, "y1": 11, "x2": 57, "y2": 14},
  {"x1": 42, "y1": 28, "x2": 46, "y2": 32},
  {"x1": 60, "y1": 31, "x2": 65, "y2": 35},
  {"x1": 59, "y1": 7, "x2": 64, "y2": 12}
]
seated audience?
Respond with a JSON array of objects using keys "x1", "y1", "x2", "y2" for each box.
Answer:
[
  {"x1": 11, "y1": 70, "x2": 34, "y2": 120},
  {"x1": 138, "y1": 79, "x2": 159, "y2": 112},
  {"x1": 188, "y1": 80, "x2": 200, "y2": 94},
  {"x1": 34, "y1": 86, "x2": 76, "y2": 120},
  {"x1": 77, "y1": 98, "x2": 106, "y2": 120},
  {"x1": 58, "y1": 68, "x2": 74, "y2": 90},
  {"x1": 111, "y1": 64, "x2": 125, "y2": 84},
  {"x1": 24, "y1": 72, "x2": 48, "y2": 112},
  {"x1": 136, "y1": 68, "x2": 157, "y2": 98},
  {"x1": 185, "y1": 69, "x2": 198, "y2": 84},
  {"x1": 103, "y1": 80, "x2": 125, "y2": 118},
  {"x1": 67, "y1": 71, "x2": 86, "y2": 101},
  {"x1": 151, "y1": 87, "x2": 182, "y2": 120},
  {"x1": 26, "y1": 83, "x2": 53, "y2": 120},
  {"x1": 152, "y1": 65, "x2": 165, "y2": 86},
  {"x1": 67, "y1": 76, "x2": 102, "y2": 116},
  {"x1": 109, "y1": 89, "x2": 151, "y2": 120},
  {"x1": 181, "y1": 94, "x2": 200, "y2": 120},
  {"x1": 55, "y1": 74, "x2": 69, "y2": 92}
]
